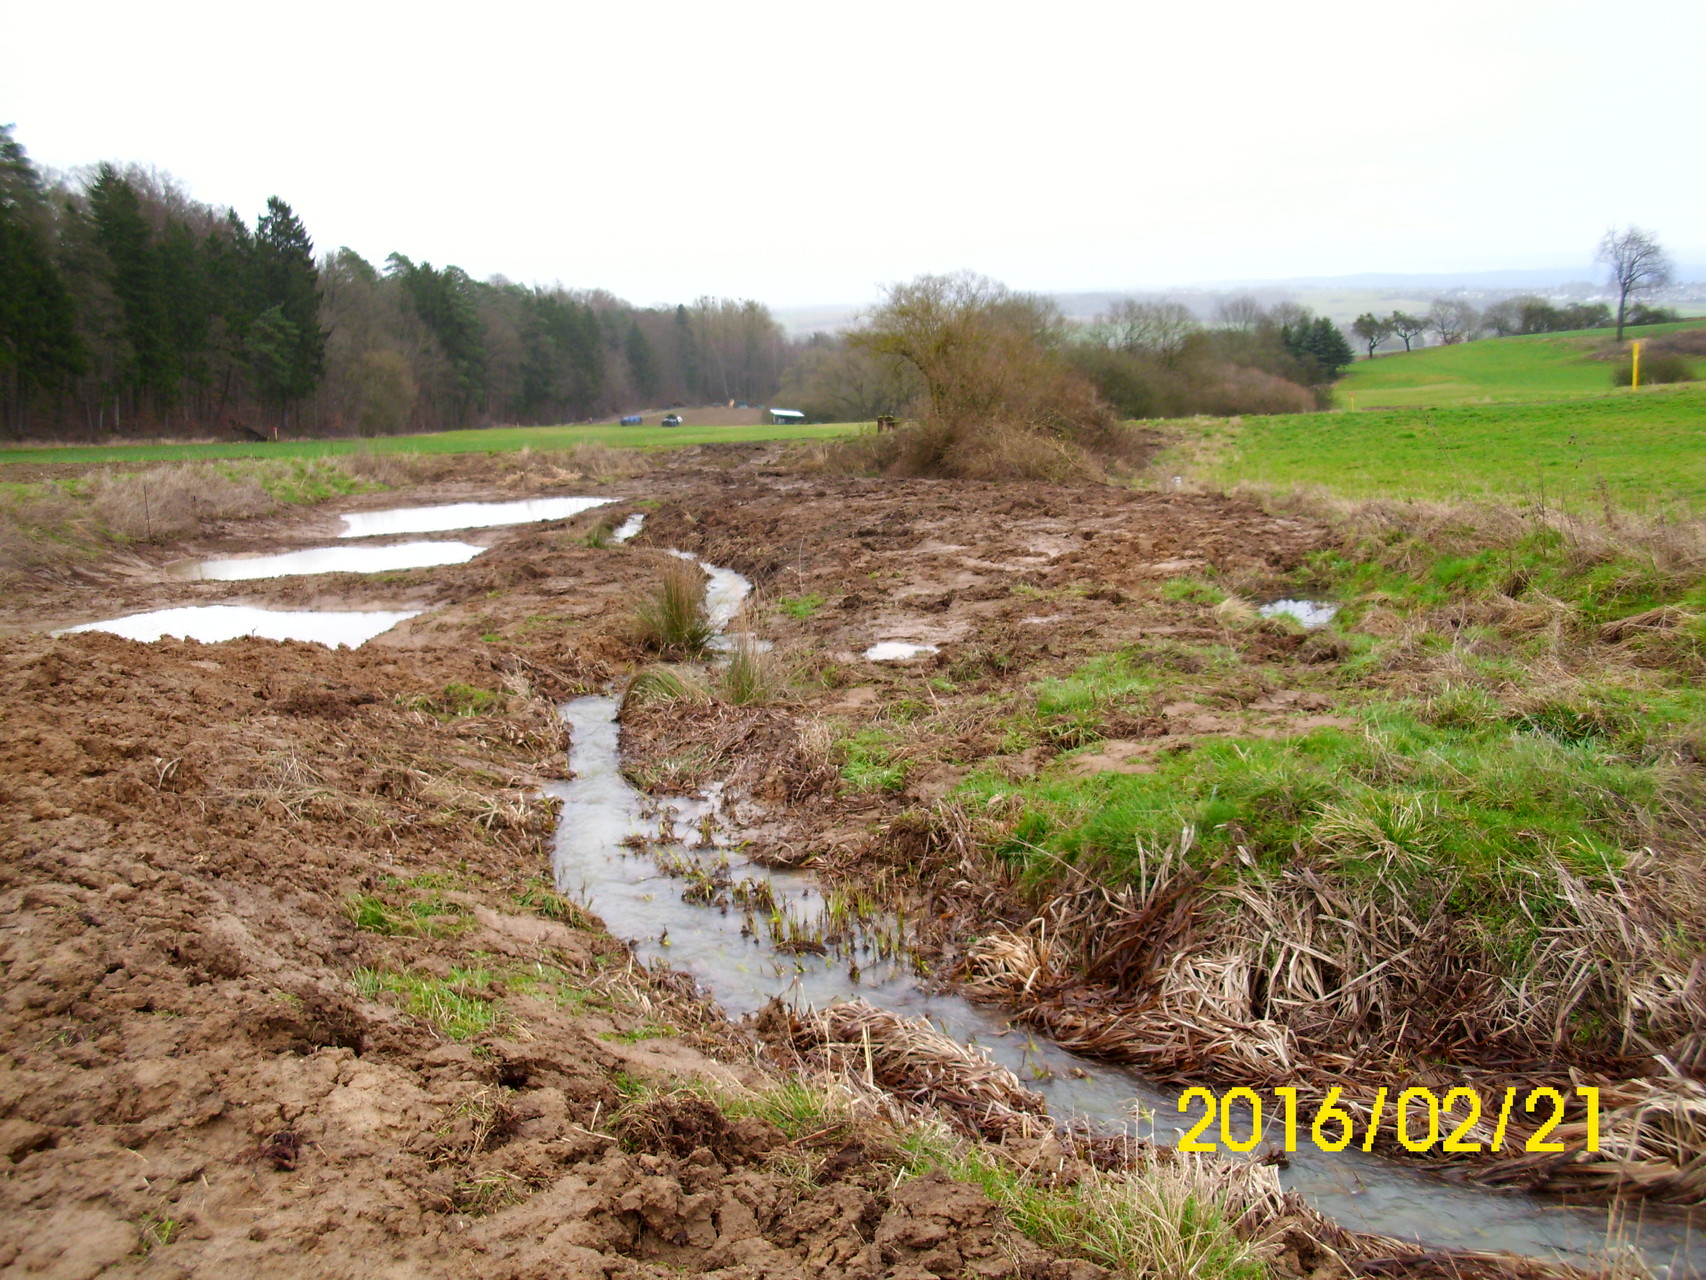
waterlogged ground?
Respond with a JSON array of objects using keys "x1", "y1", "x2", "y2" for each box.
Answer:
[{"x1": 2, "y1": 441, "x2": 1701, "y2": 1277}]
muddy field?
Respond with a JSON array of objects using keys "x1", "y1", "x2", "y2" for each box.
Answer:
[{"x1": 2, "y1": 444, "x2": 1698, "y2": 1277}]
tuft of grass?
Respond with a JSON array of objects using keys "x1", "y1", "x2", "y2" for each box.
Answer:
[
  {"x1": 904, "y1": 1127, "x2": 1271, "y2": 1280},
  {"x1": 839, "y1": 727, "x2": 908, "y2": 793},
  {"x1": 633, "y1": 558, "x2": 714, "y2": 659},
  {"x1": 345, "y1": 893, "x2": 409, "y2": 935},
  {"x1": 581, "y1": 515, "x2": 617, "y2": 548},
  {"x1": 969, "y1": 686, "x2": 1693, "y2": 936},
  {"x1": 512, "y1": 879, "x2": 594, "y2": 929},
  {"x1": 778, "y1": 593, "x2": 827, "y2": 619},
  {"x1": 1162, "y1": 576, "x2": 1226, "y2": 606},
  {"x1": 624, "y1": 663, "x2": 714, "y2": 708},
  {"x1": 720, "y1": 636, "x2": 784, "y2": 706},
  {"x1": 353, "y1": 966, "x2": 499, "y2": 1040},
  {"x1": 404, "y1": 682, "x2": 507, "y2": 720},
  {"x1": 134, "y1": 1215, "x2": 183, "y2": 1256}
]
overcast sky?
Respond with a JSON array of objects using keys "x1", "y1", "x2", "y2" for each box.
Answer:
[{"x1": 4, "y1": 0, "x2": 1702, "y2": 308}]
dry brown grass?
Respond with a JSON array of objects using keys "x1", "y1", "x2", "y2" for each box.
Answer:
[
  {"x1": 768, "y1": 998, "x2": 1053, "y2": 1142},
  {"x1": 801, "y1": 419, "x2": 1156, "y2": 484},
  {"x1": 88, "y1": 465, "x2": 277, "y2": 539}
]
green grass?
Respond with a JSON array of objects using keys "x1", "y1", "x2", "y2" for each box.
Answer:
[
  {"x1": 777, "y1": 592, "x2": 827, "y2": 619},
  {"x1": 1312, "y1": 522, "x2": 1706, "y2": 624},
  {"x1": 352, "y1": 966, "x2": 500, "y2": 1040},
  {"x1": 967, "y1": 666, "x2": 1706, "y2": 933},
  {"x1": 838, "y1": 727, "x2": 908, "y2": 793},
  {"x1": 0, "y1": 420, "x2": 863, "y2": 467},
  {"x1": 1193, "y1": 384, "x2": 1706, "y2": 513},
  {"x1": 904, "y1": 1129, "x2": 1268, "y2": 1280},
  {"x1": 404, "y1": 682, "x2": 507, "y2": 719},
  {"x1": 1337, "y1": 320, "x2": 1706, "y2": 408},
  {"x1": 215, "y1": 456, "x2": 379, "y2": 504}
]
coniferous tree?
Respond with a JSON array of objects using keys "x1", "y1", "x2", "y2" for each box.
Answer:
[
  {"x1": 624, "y1": 319, "x2": 659, "y2": 400},
  {"x1": 88, "y1": 165, "x2": 177, "y2": 406},
  {"x1": 0, "y1": 126, "x2": 83, "y2": 427},
  {"x1": 248, "y1": 197, "x2": 324, "y2": 407}
]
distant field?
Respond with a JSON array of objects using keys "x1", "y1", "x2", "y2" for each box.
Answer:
[
  {"x1": 1191, "y1": 383, "x2": 1706, "y2": 513},
  {"x1": 0, "y1": 419, "x2": 863, "y2": 468},
  {"x1": 1336, "y1": 319, "x2": 1705, "y2": 408}
]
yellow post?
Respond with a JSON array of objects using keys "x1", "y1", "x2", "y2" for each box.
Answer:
[{"x1": 1632, "y1": 341, "x2": 1642, "y2": 389}]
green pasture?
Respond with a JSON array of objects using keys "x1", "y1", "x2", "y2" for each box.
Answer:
[
  {"x1": 1336, "y1": 319, "x2": 1705, "y2": 409},
  {"x1": 1191, "y1": 384, "x2": 1706, "y2": 513},
  {"x1": 0, "y1": 419, "x2": 863, "y2": 468}
]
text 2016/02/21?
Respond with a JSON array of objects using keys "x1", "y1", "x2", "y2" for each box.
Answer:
[{"x1": 1176, "y1": 1086, "x2": 1601, "y2": 1155}]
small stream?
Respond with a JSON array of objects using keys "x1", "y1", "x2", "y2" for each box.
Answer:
[{"x1": 546, "y1": 559, "x2": 1702, "y2": 1277}]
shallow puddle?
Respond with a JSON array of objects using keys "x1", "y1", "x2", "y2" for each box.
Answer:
[
  {"x1": 62, "y1": 604, "x2": 419, "y2": 647},
  {"x1": 611, "y1": 513, "x2": 646, "y2": 544},
  {"x1": 170, "y1": 540, "x2": 486, "y2": 581},
  {"x1": 864, "y1": 641, "x2": 939, "y2": 661},
  {"x1": 337, "y1": 496, "x2": 614, "y2": 538},
  {"x1": 1260, "y1": 598, "x2": 1339, "y2": 629}
]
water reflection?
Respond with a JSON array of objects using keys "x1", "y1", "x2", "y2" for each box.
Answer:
[
  {"x1": 170, "y1": 540, "x2": 485, "y2": 580},
  {"x1": 337, "y1": 496, "x2": 613, "y2": 538},
  {"x1": 62, "y1": 604, "x2": 420, "y2": 647}
]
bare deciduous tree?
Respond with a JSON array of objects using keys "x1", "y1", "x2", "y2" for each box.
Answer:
[
  {"x1": 774, "y1": 340, "x2": 920, "y2": 422},
  {"x1": 1092, "y1": 299, "x2": 1198, "y2": 361},
  {"x1": 1214, "y1": 294, "x2": 1264, "y2": 330},
  {"x1": 852, "y1": 272, "x2": 1072, "y2": 424},
  {"x1": 1596, "y1": 227, "x2": 1674, "y2": 341},
  {"x1": 1426, "y1": 298, "x2": 1480, "y2": 346}
]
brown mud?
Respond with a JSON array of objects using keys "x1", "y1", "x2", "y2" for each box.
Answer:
[{"x1": 0, "y1": 446, "x2": 1663, "y2": 1276}]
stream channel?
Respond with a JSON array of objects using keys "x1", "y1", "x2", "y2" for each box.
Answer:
[{"x1": 548, "y1": 555, "x2": 1703, "y2": 1277}]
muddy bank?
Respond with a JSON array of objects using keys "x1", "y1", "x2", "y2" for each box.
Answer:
[
  {"x1": 0, "y1": 627, "x2": 1116, "y2": 1279},
  {"x1": 3, "y1": 448, "x2": 1696, "y2": 1276}
]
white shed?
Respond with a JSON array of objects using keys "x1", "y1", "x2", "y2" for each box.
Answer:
[{"x1": 767, "y1": 408, "x2": 806, "y2": 425}]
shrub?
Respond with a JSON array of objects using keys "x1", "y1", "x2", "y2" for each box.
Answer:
[{"x1": 1613, "y1": 351, "x2": 1695, "y2": 386}]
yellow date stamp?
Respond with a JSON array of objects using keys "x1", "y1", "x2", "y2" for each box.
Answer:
[{"x1": 1175, "y1": 1086, "x2": 1600, "y2": 1155}]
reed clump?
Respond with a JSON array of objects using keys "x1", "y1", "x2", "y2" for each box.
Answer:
[
  {"x1": 719, "y1": 635, "x2": 785, "y2": 705},
  {"x1": 632, "y1": 558, "x2": 714, "y2": 659}
]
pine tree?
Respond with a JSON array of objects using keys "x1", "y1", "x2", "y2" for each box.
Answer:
[
  {"x1": 0, "y1": 126, "x2": 83, "y2": 427},
  {"x1": 625, "y1": 320, "x2": 659, "y2": 399},
  {"x1": 88, "y1": 164, "x2": 178, "y2": 406},
  {"x1": 249, "y1": 197, "x2": 325, "y2": 406}
]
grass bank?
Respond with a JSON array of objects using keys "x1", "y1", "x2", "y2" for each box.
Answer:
[
  {"x1": 1337, "y1": 319, "x2": 1706, "y2": 408},
  {"x1": 0, "y1": 419, "x2": 863, "y2": 468},
  {"x1": 925, "y1": 498, "x2": 1706, "y2": 1151},
  {"x1": 1175, "y1": 385, "x2": 1706, "y2": 514}
]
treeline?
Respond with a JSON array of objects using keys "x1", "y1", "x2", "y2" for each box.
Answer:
[
  {"x1": 0, "y1": 126, "x2": 790, "y2": 440},
  {"x1": 1351, "y1": 296, "x2": 1684, "y2": 358}
]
